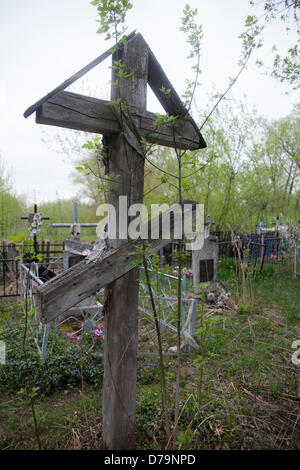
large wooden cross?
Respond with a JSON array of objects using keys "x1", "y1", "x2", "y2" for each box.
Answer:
[{"x1": 24, "y1": 31, "x2": 206, "y2": 450}]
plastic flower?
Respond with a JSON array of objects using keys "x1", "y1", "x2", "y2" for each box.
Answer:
[
  {"x1": 185, "y1": 269, "x2": 193, "y2": 279},
  {"x1": 93, "y1": 327, "x2": 103, "y2": 338},
  {"x1": 70, "y1": 332, "x2": 81, "y2": 342}
]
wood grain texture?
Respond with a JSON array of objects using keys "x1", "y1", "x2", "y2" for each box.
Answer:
[
  {"x1": 36, "y1": 202, "x2": 196, "y2": 324},
  {"x1": 147, "y1": 43, "x2": 186, "y2": 118},
  {"x1": 24, "y1": 28, "x2": 206, "y2": 450},
  {"x1": 146, "y1": 41, "x2": 206, "y2": 149},
  {"x1": 25, "y1": 32, "x2": 206, "y2": 150},
  {"x1": 102, "y1": 33, "x2": 148, "y2": 450},
  {"x1": 36, "y1": 90, "x2": 205, "y2": 150},
  {"x1": 37, "y1": 236, "x2": 164, "y2": 323},
  {"x1": 23, "y1": 31, "x2": 136, "y2": 119}
]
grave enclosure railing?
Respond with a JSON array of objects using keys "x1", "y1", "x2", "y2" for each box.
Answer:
[
  {"x1": 159, "y1": 232, "x2": 288, "y2": 268},
  {"x1": 0, "y1": 241, "x2": 65, "y2": 298},
  {"x1": 19, "y1": 261, "x2": 104, "y2": 362},
  {"x1": 213, "y1": 232, "x2": 288, "y2": 262},
  {"x1": 1, "y1": 234, "x2": 291, "y2": 299}
]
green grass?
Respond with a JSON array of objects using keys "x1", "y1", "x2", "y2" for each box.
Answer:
[
  {"x1": 0, "y1": 388, "x2": 102, "y2": 450},
  {"x1": 0, "y1": 261, "x2": 299, "y2": 450}
]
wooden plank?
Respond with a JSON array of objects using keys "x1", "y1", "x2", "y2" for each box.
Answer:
[
  {"x1": 36, "y1": 202, "x2": 196, "y2": 324},
  {"x1": 140, "y1": 112, "x2": 205, "y2": 150},
  {"x1": 23, "y1": 31, "x2": 136, "y2": 119},
  {"x1": 102, "y1": 34, "x2": 157, "y2": 448},
  {"x1": 146, "y1": 41, "x2": 206, "y2": 149},
  {"x1": 36, "y1": 90, "x2": 205, "y2": 150},
  {"x1": 147, "y1": 44, "x2": 186, "y2": 118},
  {"x1": 36, "y1": 91, "x2": 118, "y2": 134},
  {"x1": 67, "y1": 305, "x2": 102, "y2": 315},
  {"x1": 58, "y1": 305, "x2": 103, "y2": 320},
  {"x1": 25, "y1": 31, "x2": 206, "y2": 149}
]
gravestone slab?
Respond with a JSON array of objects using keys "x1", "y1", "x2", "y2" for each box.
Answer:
[
  {"x1": 63, "y1": 239, "x2": 94, "y2": 270},
  {"x1": 192, "y1": 235, "x2": 219, "y2": 286}
]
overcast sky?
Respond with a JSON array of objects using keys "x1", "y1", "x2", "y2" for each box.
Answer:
[{"x1": 0, "y1": 0, "x2": 299, "y2": 204}]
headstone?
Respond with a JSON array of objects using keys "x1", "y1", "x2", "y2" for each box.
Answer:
[
  {"x1": 192, "y1": 236, "x2": 219, "y2": 285},
  {"x1": 63, "y1": 239, "x2": 94, "y2": 270},
  {"x1": 192, "y1": 216, "x2": 218, "y2": 286}
]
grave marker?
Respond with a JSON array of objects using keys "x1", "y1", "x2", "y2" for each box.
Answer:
[
  {"x1": 51, "y1": 201, "x2": 97, "y2": 269},
  {"x1": 51, "y1": 201, "x2": 97, "y2": 242},
  {"x1": 192, "y1": 215, "x2": 219, "y2": 285},
  {"x1": 24, "y1": 31, "x2": 206, "y2": 449},
  {"x1": 21, "y1": 203, "x2": 50, "y2": 253}
]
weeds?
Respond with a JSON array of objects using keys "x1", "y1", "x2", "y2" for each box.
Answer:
[{"x1": 0, "y1": 263, "x2": 299, "y2": 449}]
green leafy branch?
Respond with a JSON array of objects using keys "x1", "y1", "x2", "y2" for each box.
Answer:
[
  {"x1": 91, "y1": 0, "x2": 133, "y2": 44},
  {"x1": 242, "y1": 1, "x2": 300, "y2": 88},
  {"x1": 180, "y1": 4, "x2": 203, "y2": 112}
]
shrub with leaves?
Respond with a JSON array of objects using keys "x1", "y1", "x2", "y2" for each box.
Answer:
[{"x1": 0, "y1": 311, "x2": 104, "y2": 395}]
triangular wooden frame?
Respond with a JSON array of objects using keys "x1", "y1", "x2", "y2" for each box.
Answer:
[{"x1": 24, "y1": 31, "x2": 206, "y2": 150}]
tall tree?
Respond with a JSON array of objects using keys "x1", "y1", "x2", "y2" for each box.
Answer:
[
  {"x1": 0, "y1": 156, "x2": 24, "y2": 239},
  {"x1": 242, "y1": 0, "x2": 300, "y2": 88}
]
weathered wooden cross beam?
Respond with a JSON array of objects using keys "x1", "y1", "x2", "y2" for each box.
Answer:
[
  {"x1": 37, "y1": 201, "x2": 197, "y2": 324},
  {"x1": 24, "y1": 31, "x2": 206, "y2": 450},
  {"x1": 36, "y1": 90, "x2": 204, "y2": 150}
]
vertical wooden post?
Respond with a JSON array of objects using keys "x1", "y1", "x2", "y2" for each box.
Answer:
[
  {"x1": 46, "y1": 241, "x2": 50, "y2": 262},
  {"x1": 102, "y1": 34, "x2": 148, "y2": 450},
  {"x1": 7, "y1": 243, "x2": 17, "y2": 274},
  {"x1": 238, "y1": 236, "x2": 242, "y2": 281},
  {"x1": 260, "y1": 234, "x2": 265, "y2": 279}
]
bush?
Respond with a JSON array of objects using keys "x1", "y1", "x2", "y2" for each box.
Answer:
[{"x1": 0, "y1": 312, "x2": 104, "y2": 395}]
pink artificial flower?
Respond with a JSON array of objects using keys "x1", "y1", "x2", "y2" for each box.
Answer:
[
  {"x1": 70, "y1": 332, "x2": 81, "y2": 342},
  {"x1": 82, "y1": 249, "x2": 91, "y2": 256},
  {"x1": 185, "y1": 269, "x2": 193, "y2": 279},
  {"x1": 93, "y1": 327, "x2": 104, "y2": 340}
]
